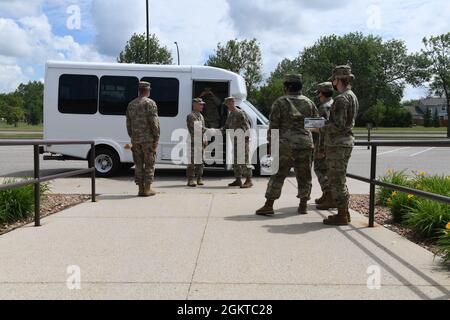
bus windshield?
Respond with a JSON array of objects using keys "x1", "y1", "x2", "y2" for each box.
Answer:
[{"x1": 243, "y1": 100, "x2": 269, "y2": 126}]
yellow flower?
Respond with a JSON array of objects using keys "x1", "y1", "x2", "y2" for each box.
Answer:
[
  {"x1": 387, "y1": 198, "x2": 392, "y2": 205},
  {"x1": 392, "y1": 191, "x2": 398, "y2": 197},
  {"x1": 407, "y1": 194, "x2": 414, "y2": 200},
  {"x1": 446, "y1": 222, "x2": 450, "y2": 230},
  {"x1": 386, "y1": 168, "x2": 394, "y2": 175},
  {"x1": 419, "y1": 171, "x2": 426, "y2": 177}
]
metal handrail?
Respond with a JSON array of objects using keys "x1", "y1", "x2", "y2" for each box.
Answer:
[
  {"x1": 0, "y1": 140, "x2": 96, "y2": 227},
  {"x1": 348, "y1": 140, "x2": 450, "y2": 227}
]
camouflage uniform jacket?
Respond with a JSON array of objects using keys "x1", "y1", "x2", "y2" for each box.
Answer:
[
  {"x1": 324, "y1": 88, "x2": 359, "y2": 147},
  {"x1": 268, "y1": 95, "x2": 318, "y2": 149},
  {"x1": 187, "y1": 111, "x2": 206, "y2": 137},
  {"x1": 223, "y1": 108, "x2": 251, "y2": 132},
  {"x1": 126, "y1": 97, "x2": 160, "y2": 144},
  {"x1": 314, "y1": 98, "x2": 333, "y2": 155},
  {"x1": 203, "y1": 95, "x2": 222, "y2": 124}
]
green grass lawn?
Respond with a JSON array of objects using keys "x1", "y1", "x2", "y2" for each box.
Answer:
[
  {"x1": 0, "y1": 122, "x2": 43, "y2": 132},
  {"x1": 0, "y1": 133, "x2": 43, "y2": 140},
  {"x1": 354, "y1": 126, "x2": 447, "y2": 133}
]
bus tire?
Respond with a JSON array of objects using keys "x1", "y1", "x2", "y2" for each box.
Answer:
[{"x1": 93, "y1": 146, "x2": 120, "y2": 177}]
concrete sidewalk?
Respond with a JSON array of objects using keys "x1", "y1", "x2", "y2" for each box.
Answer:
[{"x1": 0, "y1": 173, "x2": 449, "y2": 300}]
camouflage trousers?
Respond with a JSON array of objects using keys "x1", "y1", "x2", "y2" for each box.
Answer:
[
  {"x1": 265, "y1": 144, "x2": 313, "y2": 201},
  {"x1": 326, "y1": 146, "x2": 353, "y2": 207},
  {"x1": 131, "y1": 142, "x2": 156, "y2": 185},
  {"x1": 187, "y1": 143, "x2": 204, "y2": 179},
  {"x1": 232, "y1": 139, "x2": 252, "y2": 179},
  {"x1": 314, "y1": 156, "x2": 330, "y2": 193}
]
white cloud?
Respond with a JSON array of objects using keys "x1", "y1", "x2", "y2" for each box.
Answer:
[
  {"x1": 0, "y1": 63, "x2": 27, "y2": 92},
  {"x1": 0, "y1": 0, "x2": 449, "y2": 99}
]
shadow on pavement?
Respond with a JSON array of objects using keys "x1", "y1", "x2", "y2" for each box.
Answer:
[{"x1": 262, "y1": 221, "x2": 325, "y2": 235}]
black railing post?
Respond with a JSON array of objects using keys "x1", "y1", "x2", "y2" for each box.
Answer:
[
  {"x1": 369, "y1": 145, "x2": 377, "y2": 227},
  {"x1": 90, "y1": 143, "x2": 96, "y2": 202},
  {"x1": 33, "y1": 145, "x2": 41, "y2": 227}
]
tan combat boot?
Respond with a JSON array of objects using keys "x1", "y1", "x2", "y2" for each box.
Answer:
[
  {"x1": 298, "y1": 198, "x2": 308, "y2": 215},
  {"x1": 323, "y1": 206, "x2": 349, "y2": 226},
  {"x1": 255, "y1": 200, "x2": 275, "y2": 216},
  {"x1": 315, "y1": 193, "x2": 327, "y2": 204},
  {"x1": 228, "y1": 178, "x2": 242, "y2": 187},
  {"x1": 196, "y1": 177, "x2": 204, "y2": 186},
  {"x1": 143, "y1": 183, "x2": 157, "y2": 197},
  {"x1": 138, "y1": 183, "x2": 145, "y2": 197},
  {"x1": 316, "y1": 192, "x2": 337, "y2": 210},
  {"x1": 187, "y1": 179, "x2": 197, "y2": 187},
  {"x1": 241, "y1": 178, "x2": 253, "y2": 189}
]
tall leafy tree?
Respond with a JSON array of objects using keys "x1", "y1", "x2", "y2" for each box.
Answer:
[
  {"x1": 420, "y1": 33, "x2": 450, "y2": 137},
  {"x1": 16, "y1": 81, "x2": 44, "y2": 125},
  {"x1": 0, "y1": 93, "x2": 25, "y2": 127},
  {"x1": 206, "y1": 39, "x2": 263, "y2": 99},
  {"x1": 117, "y1": 33, "x2": 173, "y2": 65},
  {"x1": 254, "y1": 33, "x2": 425, "y2": 125}
]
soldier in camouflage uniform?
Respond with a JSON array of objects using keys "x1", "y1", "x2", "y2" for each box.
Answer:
[
  {"x1": 186, "y1": 98, "x2": 207, "y2": 187},
  {"x1": 322, "y1": 66, "x2": 359, "y2": 226},
  {"x1": 222, "y1": 97, "x2": 253, "y2": 189},
  {"x1": 126, "y1": 81, "x2": 160, "y2": 197},
  {"x1": 313, "y1": 82, "x2": 334, "y2": 207},
  {"x1": 200, "y1": 87, "x2": 222, "y2": 128},
  {"x1": 256, "y1": 74, "x2": 319, "y2": 215}
]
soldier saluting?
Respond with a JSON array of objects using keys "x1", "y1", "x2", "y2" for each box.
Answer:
[
  {"x1": 322, "y1": 65, "x2": 359, "y2": 226},
  {"x1": 126, "y1": 81, "x2": 160, "y2": 197}
]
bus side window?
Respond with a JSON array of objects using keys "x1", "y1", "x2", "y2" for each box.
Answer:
[
  {"x1": 99, "y1": 76, "x2": 139, "y2": 116},
  {"x1": 141, "y1": 77, "x2": 179, "y2": 117},
  {"x1": 58, "y1": 74, "x2": 98, "y2": 114}
]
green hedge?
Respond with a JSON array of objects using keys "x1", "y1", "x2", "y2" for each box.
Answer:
[
  {"x1": 0, "y1": 179, "x2": 49, "y2": 224},
  {"x1": 377, "y1": 170, "x2": 450, "y2": 266}
]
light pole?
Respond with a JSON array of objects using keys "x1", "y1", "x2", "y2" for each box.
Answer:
[
  {"x1": 146, "y1": 0, "x2": 150, "y2": 64},
  {"x1": 174, "y1": 42, "x2": 180, "y2": 65}
]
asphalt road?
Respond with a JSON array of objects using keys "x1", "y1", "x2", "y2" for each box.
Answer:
[{"x1": 0, "y1": 145, "x2": 449, "y2": 180}]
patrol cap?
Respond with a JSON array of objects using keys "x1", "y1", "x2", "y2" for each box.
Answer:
[
  {"x1": 224, "y1": 96, "x2": 235, "y2": 103},
  {"x1": 329, "y1": 65, "x2": 355, "y2": 81},
  {"x1": 192, "y1": 98, "x2": 206, "y2": 104},
  {"x1": 139, "y1": 81, "x2": 151, "y2": 89},
  {"x1": 316, "y1": 82, "x2": 334, "y2": 94},
  {"x1": 283, "y1": 74, "x2": 303, "y2": 84}
]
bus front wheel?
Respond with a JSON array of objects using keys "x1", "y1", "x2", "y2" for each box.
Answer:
[{"x1": 93, "y1": 147, "x2": 120, "y2": 177}]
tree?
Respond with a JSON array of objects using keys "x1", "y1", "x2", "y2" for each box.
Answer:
[
  {"x1": 420, "y1": 33, "x2": 450, "y2": 137},
  {"x1": 255, "y1": 33, "x2": 425, "y2": 125},
  {"x1": 363, "y1": 101, "x2": 386, "y2": 127},
  {"x1": 16, "y1": 81, "x2": 44, "y2": 125},
  {"x1": 0, "y1": 93, "x2": 24, "y2": 127},
  {"x1": 432, "y1": 109, "x2": 441, "y2": 128},
  {"x1": 424, "y1": 107, "x2": 432, "y2": 127},
  {"x1": 117, "y1": 33, "x2": 173, "y2": 65},
  {"x1": 206, "y1": 39, "x2": 263, "y2": 99}
]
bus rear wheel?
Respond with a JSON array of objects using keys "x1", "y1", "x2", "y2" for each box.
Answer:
[{"x1": 93, "y1": 147, "x2": 120, "y2": 177}]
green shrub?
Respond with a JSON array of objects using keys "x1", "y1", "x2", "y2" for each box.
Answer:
[
  {"x1": 377, "y1": 169, "x2": 410, "y2": 205},
  {"x1": 0, "y1": 179, "x2": 49, "y2": 224},
  {"x1": 437, "y1": 224, "x2": 450, "y2": 265},
  {"x1": 412, "y1": 174, "x2": 450, "y2": 197},
  {"x1": 387, "y1": 192, "x2": 417, "y2": 223},
  {"x1": 404, "y1": 200, "x2": 450, "y2": 238}
]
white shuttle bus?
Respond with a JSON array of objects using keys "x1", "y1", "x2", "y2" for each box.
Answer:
[{"x1": 43, "y1": 61, "x2": 270, "y2": 177}]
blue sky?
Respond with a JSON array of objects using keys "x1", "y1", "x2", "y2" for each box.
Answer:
[{"x1": 0, "y1": 0, "x2": 449, "y2": 100}]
